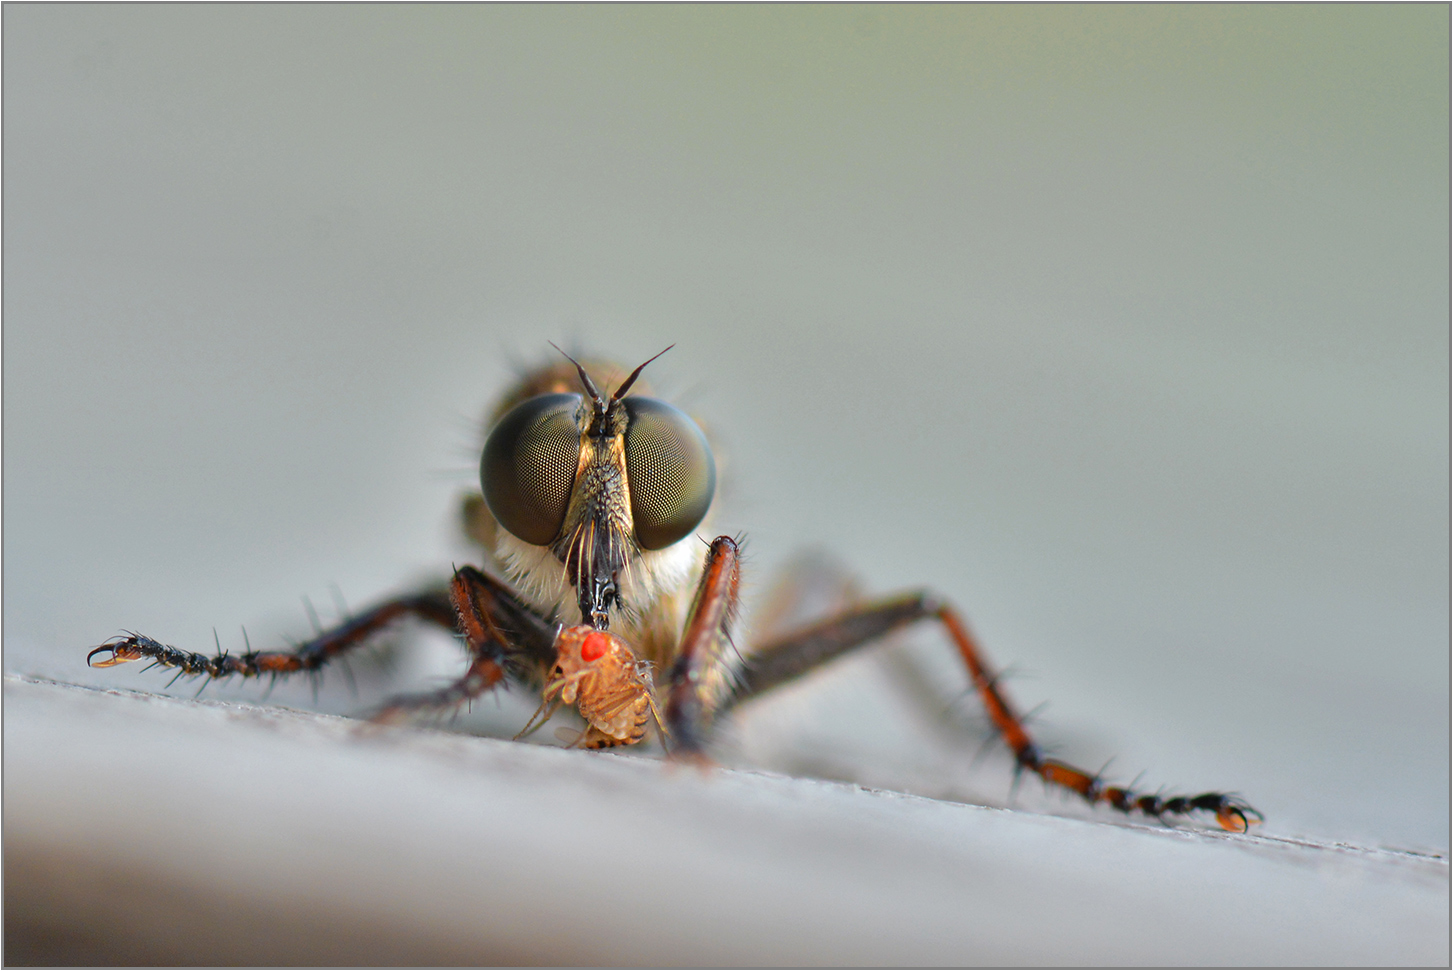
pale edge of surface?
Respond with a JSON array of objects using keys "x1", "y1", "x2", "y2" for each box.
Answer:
[{"x1": 4, "y1": 675, "x2": 1447, "y2": 967}]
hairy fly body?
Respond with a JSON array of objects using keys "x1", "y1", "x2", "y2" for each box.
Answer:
[{"x1": 88, "y1": 346, "x2": 1260, "y2": 832}]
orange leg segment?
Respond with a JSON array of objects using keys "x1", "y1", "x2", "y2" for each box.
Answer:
[
  {"x1": 724, "y1": 592, "x2": 1260, "y2": 832},
  {"x1": 87, "y1": 592, "x2": 459, "y2": 682},
  {"x1": 86, "y1": 566, "x2": 558, "y2": 723},
  {"x1": 664, "y1": 535, "x2": 742, "y2": 755}
]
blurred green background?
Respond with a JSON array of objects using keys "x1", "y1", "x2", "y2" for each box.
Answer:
[{"x1": 5, "y1": 5, "x2": 1447, "y2": 847}]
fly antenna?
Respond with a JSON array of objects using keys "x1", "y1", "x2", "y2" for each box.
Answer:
[
  {"x1": 548, "y1": 341, "x2": 606, "y2": 409},
  {"x1": 612, "y1": 344, "x2": 674, "y2": 402}
]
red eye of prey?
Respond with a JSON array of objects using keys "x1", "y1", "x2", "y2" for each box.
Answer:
[{"x1": 580, "y1": 632, "x2": 609, "y2": 662}]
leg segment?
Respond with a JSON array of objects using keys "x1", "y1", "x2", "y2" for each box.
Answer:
[
  {"x1": 88, "y1": 591, "x2": 459, "y2": 681},
  {"x1": 722, "y1": 592, "x2": 1261, "y2": 832},
  {"x1": 445, "y1": 565, "x2": 558, "y2": 670},
  {"x1": 87, "y1": 565, "x2": 559, "y2": 718},
  {"x1": 664, "y1": 536, "x2": 742, "y2": 754},
  {"x1": 370, "y1": 565, "x2": 558, "y2": 722}
]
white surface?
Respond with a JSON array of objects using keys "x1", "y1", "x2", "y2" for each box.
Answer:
[
  {"x1": 5, "y1": 0, "x2": 1447, "y2": 891},
  {"x1": 6, "y1": 675, "x2": 1448, "y2": 966}
]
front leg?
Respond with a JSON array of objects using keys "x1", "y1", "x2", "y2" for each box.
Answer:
[
  {"x1": 371, "y1": 565, "x2": 558, "y2": 723},
  {"x1": 88, "y1": 591, "x2": 459, "y2": 685},
  {"x1": 664, "y1": 535, "x2": 742, "y2": 755},
  {"x1": 87, "y1": 565, "x2": 558, "y2": 720},
  {"x1": 720, "y1": 592, "x2": 1260, "y2": 832}
]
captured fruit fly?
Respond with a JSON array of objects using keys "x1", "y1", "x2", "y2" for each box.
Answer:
[{"x1": 88, "y1": 345, "x2": 1260, "y2": 831}]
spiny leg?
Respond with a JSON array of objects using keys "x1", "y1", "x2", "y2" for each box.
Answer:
[
  {"x1": 88, "y1": 591, "x2": 459, "y2": 684},
  {"x1": 720, "y1": 592, "x2": 1260, "y2": 832},
  {"x1": 370, "y1": 565, "x2": 557, "y2": 723},
  {"x1": 664, "y1": 535, "x2": 742, "y2": 756}
]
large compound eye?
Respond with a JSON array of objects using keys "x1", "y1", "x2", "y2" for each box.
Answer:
[
  {"x1": 481, "y1": 393, "x2": 582, "y2": 546},
  {"x1": 622, "y1": 397, "x2": 716, "y2": 550}
]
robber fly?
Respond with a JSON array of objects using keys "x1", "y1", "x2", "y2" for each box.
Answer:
[{"x1": 88, "y1": 346, "x2": 1260, "y2": 831}]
